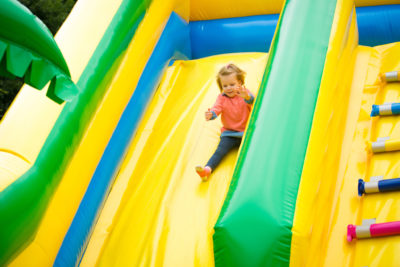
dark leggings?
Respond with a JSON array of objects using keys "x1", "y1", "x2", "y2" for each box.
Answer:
[{"x1": 206, "y1": 136, "x2": 242, "y2": 170}]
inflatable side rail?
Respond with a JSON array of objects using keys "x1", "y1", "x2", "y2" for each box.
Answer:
[
  {"x1": 0, "y1": 0, "x2": 77, "y2": 103},
  {"x1": 347, "y1": 219, "x2": 400, "y2": 242}
]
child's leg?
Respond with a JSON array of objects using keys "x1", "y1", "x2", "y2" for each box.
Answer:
[{"x1": 206, "y1": 136, "x2": 242, "y2": 170}]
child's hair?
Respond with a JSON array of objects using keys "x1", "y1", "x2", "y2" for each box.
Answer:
[{"x1": 216, "y1": 63, "x2": 246, "y2": 91}]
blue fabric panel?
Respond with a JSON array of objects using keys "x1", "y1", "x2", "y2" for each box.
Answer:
[
  {"x1": 357, "y1": 5, "x2": 400, "y2": 46},
  {"x1": 54, "y1": 12, "x2": 191, "y2": 267},
  {"x1": 190, "y1": 14, "x2": 278, "y2": 59}
]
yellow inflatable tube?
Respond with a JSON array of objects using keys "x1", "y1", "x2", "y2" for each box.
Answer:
[
  {"x1": 290, "y1": 0, "x2": 361, "y2": 265},
  {"x1": 291, "y1": 0, "x2": 400, "y2": 266},
  {"x1": 189, "y1": 0, "x2": 283, "y2": 20}
]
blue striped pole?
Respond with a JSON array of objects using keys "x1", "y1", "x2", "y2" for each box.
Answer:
[
  {"x1": 371, "y1": 103, "x2": 400, "y2": 117},
  {"x1": 358, "y1": 176, "x2": 400, "y2": 196}
]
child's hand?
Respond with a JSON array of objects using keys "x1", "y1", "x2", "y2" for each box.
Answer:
[
  {"x1": 205, "y1": 108, "x2": 213, "y2": 121},
  {"x1": 237, "y1": 85, "x2": 250, "y2": 100}
]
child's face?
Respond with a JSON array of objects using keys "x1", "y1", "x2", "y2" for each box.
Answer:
[{"x1": 219, "y1": 73, "x2": 242, "y2": 98}]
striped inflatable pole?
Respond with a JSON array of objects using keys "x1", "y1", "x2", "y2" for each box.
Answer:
[
  {"x1": 380, "y1": 70, "x2": 400, "y2": 83},
  {"x1": 347, "y1": 219, "x2": 400, "y2": 242},
  {"x1": 358, "y1": 176, "x2": 400, "y2": 196},
  {"x1": 371, "y1": 137, "x2": 400, "y2": 153},
  {"x1": 371, "y1": 103, "x2": 400, "y2": 117}
]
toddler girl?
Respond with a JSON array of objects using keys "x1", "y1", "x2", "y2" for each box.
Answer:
[{"x1": 196, "y1": 63, "x2": 255, "y2": 181}]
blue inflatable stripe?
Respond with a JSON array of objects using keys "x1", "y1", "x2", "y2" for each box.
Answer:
[
  {"x1": 54, "y1": 12, "x2": 191, "y2": 266},
  {"x1": 357, "y1": 5, "x2": 400, "y2": 46},
  {"x1": 190, "y1": 14, "x2": 279, "y2": 59},
  {"x1": 189, "y1": 6, "x2": 400, "y2": 59}
]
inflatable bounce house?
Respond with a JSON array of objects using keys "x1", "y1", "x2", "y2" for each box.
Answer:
[{"x1": 1, "y1": 0, "x2": 400, "y2": 265}]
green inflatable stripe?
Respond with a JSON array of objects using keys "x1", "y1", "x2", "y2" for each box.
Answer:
[
  {"x1": 0, "y1": 0, "x2": 151, "y2": 264},
  {"x1": 0, "y1": 0, "x2": 77, "y2": 103},
  {"x1": 213, "y1": 0, "x2": 337, "y2": 266}
]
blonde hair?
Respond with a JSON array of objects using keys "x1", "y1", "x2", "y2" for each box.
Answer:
[{"x1": 216, "y1": 63, "x2": 246, "y2": 91}]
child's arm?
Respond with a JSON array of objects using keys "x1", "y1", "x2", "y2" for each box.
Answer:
[
  {"x1": 205, "y1": 95, "x2": 223, "y2": 120},
  {"x1": 237, "y1": 86, "x2": 254, "y2": 104},
  {"x1": 205, "y1": 109, "x2": 213, "y2": 120}
]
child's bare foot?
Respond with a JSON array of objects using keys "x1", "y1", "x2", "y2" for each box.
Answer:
[{"x1": 195, "y1": 165, "x2": 212, "y2": 181}]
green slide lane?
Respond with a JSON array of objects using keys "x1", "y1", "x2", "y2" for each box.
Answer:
[{"x1": 213, "y1": 0, "x2": 338, "y2": 266}]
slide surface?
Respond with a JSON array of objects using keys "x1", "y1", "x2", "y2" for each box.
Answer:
[{"x1": 80, "y1": 52, "x2": 268, "y2": 266}]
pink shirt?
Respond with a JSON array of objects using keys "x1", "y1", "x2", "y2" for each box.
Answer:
[{"x1": 210, "y1": 90, "x2": 254, "y2": 133}]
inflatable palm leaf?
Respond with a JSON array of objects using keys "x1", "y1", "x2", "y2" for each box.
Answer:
[{"x1": 0, "y1": 0, "x2": 77, "y2": 103}]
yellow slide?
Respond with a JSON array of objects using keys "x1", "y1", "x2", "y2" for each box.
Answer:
[
  {"x1": 80, "y1": 53, "x2": 267, "y2": 266},
  {"x1": 2, "y1": 0, "x2": 270, "y2": 265}
]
